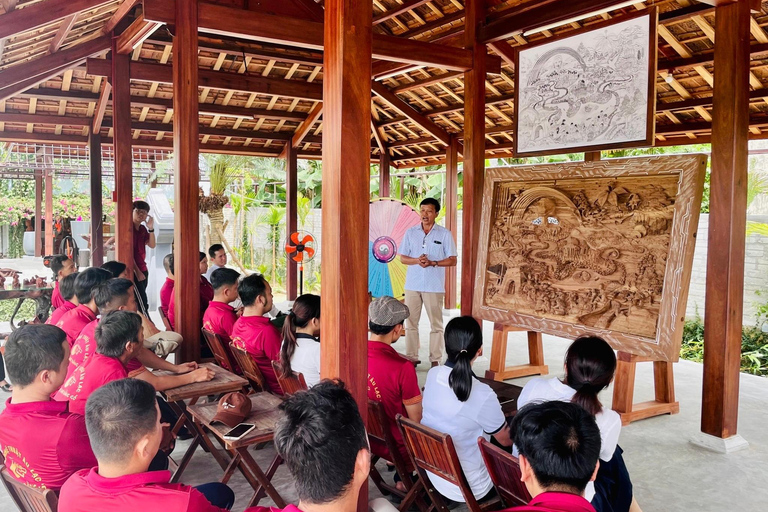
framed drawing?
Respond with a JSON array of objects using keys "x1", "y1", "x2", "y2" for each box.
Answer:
[
  {"x1": 514, "y1": 9, "x2": 658, "y2": 157},
  {"x1": 472, "y1": 155, "x2": 707, "y2": 361}
]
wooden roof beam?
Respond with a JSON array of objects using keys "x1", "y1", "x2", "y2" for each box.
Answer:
[
  {"x1": 102, "y1": 0, "x2": 140, "y2": 35},
  {"x1": 92, "y1": 80, "x2": 111, "y2": 132},
  {"x1": 374, "y1": 0, "x2": 432, "y2": 26},
  {"x1": 146, "y1": 37, "x2": 324, "y2": 67},
  {"x1": 658, "y1": 42, "x2": 768, "y2": 73},
  {"x1": 100, "y1": 119, "x2": 295, "y2": 141},
  {"x1": 48, "y1": 13, "x2": 78, "y2": 54},
  {"x1": 0, "y1": 0, "x2": 113, "y2": 40},
  {"x1": 372, "y1": 82, "x2": 452, "y2": 146},
  {"x1": 114, "y1": 13, "x2": 162, "y2": 55},
  {"x1": 0, "y1": 112, "x2": 91, "y2": 126},
  {"x1": 278, "y1": 101, "x2": 322, "y2": 158}
]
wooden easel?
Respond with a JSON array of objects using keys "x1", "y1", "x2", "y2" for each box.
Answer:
[
  {"x1": 484, "y1": 323, "x2": 549, "y2": 382},
  {"x1": 611, "y1": 351, "x2": 679, "y2": 426}
]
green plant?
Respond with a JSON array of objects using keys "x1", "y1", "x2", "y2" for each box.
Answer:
[{"x1": 0, "y1": 299, "x2": 36, "y2": 322}]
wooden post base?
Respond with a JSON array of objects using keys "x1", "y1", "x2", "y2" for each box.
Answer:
[
  {"x1": 612, "y1": 351, "x2": 680, "y2": 426},
  {"x1": 484, "y1": 323, "x2": 549, "y2": 382}
]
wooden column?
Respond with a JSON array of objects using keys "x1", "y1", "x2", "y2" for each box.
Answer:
[
  {"x1": 89, "y1": 131, "x2": 104, "y2": 266},
  {"x1": 321, "y1": 0, "x2": 372, "y2": 431},
  {"x1": 34, "y1": 169, "x2": 42, "y2": 257},
  {"x1": 173, "y1": 0, "x2": 201, "y2": 363},
  {"x1": 44, "y1": 166, "x2": 53, "y2": 256},
  {"x1": 380, "y1": 149, "x2": 391, "y2": 197},
  {"x1": 285, "y1": 143, "x2": 298, "y2": 300},
  {"x1": 112, "y1": 39, "x2": 133, "y2": 271},
  {"x1": 444, "y1": 137, "x2": 459, "y2": 310},
  {"x1": 701, "y1": 0, "x2": 751, "y2": 440},
  {"x1": 461, "y1": 0, "x2": 486, "y2": 316}
]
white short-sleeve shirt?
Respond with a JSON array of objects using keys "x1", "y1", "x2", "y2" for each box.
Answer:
[
  {"x1": 421, "y1": 365, "x2": 506, "y2": 502},
  {"x1": 287, "y1": 333, "x2": 321, "y2": 388},
  {"x1": 399, "y1": 223, "x2": 457, "y2": 294}
]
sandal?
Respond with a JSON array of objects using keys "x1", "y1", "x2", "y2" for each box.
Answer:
[{"x1": 0, "y1": 383, "x2": 13, "y2": 393}]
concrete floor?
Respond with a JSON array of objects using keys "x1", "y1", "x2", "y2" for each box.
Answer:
[{"x1": 0, "y1": 256, "x2": 767, "y2": 511}]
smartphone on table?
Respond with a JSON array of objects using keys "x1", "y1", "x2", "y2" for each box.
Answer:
[{"x1": 223, "y1": 423, "x2": 256, "y2": 440}]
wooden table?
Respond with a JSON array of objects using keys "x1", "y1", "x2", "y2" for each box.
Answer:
[
  {"x1": 188, "y1": 392, "x2": 286, "y2": 508},
  {"x1": 155, "y1": 363, "x2": 248, "y2": 482},
  {"x1": 478, "y1": 377, "x2": 522, "y2": 417}
]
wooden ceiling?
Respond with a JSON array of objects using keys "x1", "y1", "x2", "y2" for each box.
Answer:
[{"x1": 0, "y1": 0, "x2": 767, "y2": 168}]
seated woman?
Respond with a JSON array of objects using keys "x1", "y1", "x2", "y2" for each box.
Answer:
[
  {"x1": 279, "y1": 294, "x2": 321, "y2": 387},
  {"x1": 421, "y1": 316, "x2": 511, "y2": 504},
  {"x1": 516, "y1": 336, "x2": 642, "y2": 512}
]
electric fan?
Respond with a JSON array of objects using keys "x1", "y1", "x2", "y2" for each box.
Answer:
[
  {"x1": 368, "y1": 199, "x2": 421, "y2": 299},
  {"x1": 285, "y1": 230, "x2": 317, "y2": 295}
]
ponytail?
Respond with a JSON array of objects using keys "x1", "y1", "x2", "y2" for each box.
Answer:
[
  {"x1": 280, "y1": 294, "x2": 321, "y2": 380},
  {"x1": 563, "y1": 336, "x2": 616, "y2": 417},
  {"x1": 444, "y1": 316, "x2": 483, "y2": 403}
]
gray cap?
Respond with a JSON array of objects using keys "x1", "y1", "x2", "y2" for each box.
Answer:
[{"x1": 369, "y1": 296, "x2": 410, "y2": 326}]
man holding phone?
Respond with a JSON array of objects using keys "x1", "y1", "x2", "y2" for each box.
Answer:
[{"x1": 132, "y1": 200, "x2": 156, "y2": 313}]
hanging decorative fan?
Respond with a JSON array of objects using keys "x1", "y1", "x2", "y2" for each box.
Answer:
[
  {"x1": 285, "y1": 230, "x2": 317, "y2": 295},
  {"x1": 369, "y1": 199, "x2": 421, "y2": 299}
]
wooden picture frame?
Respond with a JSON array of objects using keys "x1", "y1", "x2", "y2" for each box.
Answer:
[
  {"x1": 472, "y1": 155, "x2": 707, "y2": 362},
  {"x1": 513, "y1": 9, "x2": 658, "y2": 158}
]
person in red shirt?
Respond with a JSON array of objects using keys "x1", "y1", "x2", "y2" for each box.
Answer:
[
  {"x1": 59, "y1": 378, "x2": 235, "y2": 512},
  {"x1": 0, "y1": 324, "x2": 97, "y2": 491},
  {"x1": 501, "y1": 401, "x2": 601, "y2": 512},
  {"x1": 230, "y1": 274, "x2": 282, "y2": 394},
  {"x1": 203, "y1": 268, "x2": 241, "y2": 371},
  {"x1": 55, "y1": 310, "x2": 143, "y2": 415},
  {"x1": 247, "y1": 381, "x2": 370, "y2": 512},
  {"x1": 366, "y1": 296, "x2": 422, "y2": 489},
  {"x1": 159, "y1": 253, "x2": 175, "y2": 321},
  {"x1": 168, "y1": 252, "x2": 215, "y2": 332},
  {"x1": 49, "y1": 254, "x2": 77, "y2": 310},
  {"x1": 46, "y1": 272, "x2": 79, "y2": 326},
  {"x1": 132, "y1": 200, "x2": 156, "y2": 313},
  {"x1": 56, "y1": 267, "x2": 112, "y2": 346}
]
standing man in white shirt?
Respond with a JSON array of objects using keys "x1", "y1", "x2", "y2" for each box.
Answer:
[
  {"x1": 205, "y1": 244, "x2": 227, "y2": 281},
  {"x1": 399, "y1": 198, "x2": 457, "y2": 367}
]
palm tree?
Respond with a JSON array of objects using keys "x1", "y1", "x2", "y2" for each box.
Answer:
[{"x1": 199, "y1": 155, "x2": 250, "y2": 245}]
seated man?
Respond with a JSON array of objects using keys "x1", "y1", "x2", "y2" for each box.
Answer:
[
  {"x1": 49, "y1": 254, "x2": 77, "y2": 309},
  {"x1": 205, "y1": 244, "x2": 227, "y2": 281},
  {"x1": 367, "y1": 296, "x2": 422, "y2": 477},
  {"x1": 55, "y1": 310, "x2": 143, "y2": 415},
  {"x1": 169, "y1": 252, "x2": 214, "y2": 331},
  {"x1": 503, "y1": 401, "x2": 602, "y2": 512},
  {"x1": 59, "y1": 379, "x2": 235, "y2": 512},
  {"x1": 46, "y1": 272, "x2": 79, "y2": 326},
  {"x1": 248, "y1": 381, "x2": 370, "y2": 512},
  {"x1": 203, "y1": 268, "x2": 241, "y2": 372},
  {"x1": 56, "y1": 267, "x2": 112, "y2": 346},
  {"x1": 0, "y1": 324, "x2": 96, "y2": 491},
  {"x1": 159, "y1": 253, "x2": 175, "y2": 322},
  {"x1": 231, "y1": 274, "x2": 282, "y2": 394}
]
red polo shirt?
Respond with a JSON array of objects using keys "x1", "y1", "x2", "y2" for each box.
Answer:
[
  {"x1": 56, "y1": 304, "x2": 98, "y2": 347},
  {"x1": 159, "y1": 278, "x2": 174, "y2": 318},
  {"x1": 203, "y1": 301, "x2": 239, "y2": 372},
  {"x1": 231, "y1": 315, "x2": 282, "y2": 394},
  {"x1": 59, "y1": 468, "x2": 229, "y2": 512},
  {"x1": 0, "y1": 399, "x2": 96, "y2": 491},
  {"x1": 367, "y1": 341, "x2": 422, "y2": 463},
  {"x1": 501, "y1": 492, "x2": 596, "y2": 512},
  {"x1": 47, "y1": 300, "x2": 76, "y2": 325},
  {"x1": 54, "y1": 353, "x2": 128, "y2": 416},
  {"x1": 68, "y1": 320, "x2": 146, "y2": 379},
  {"x1": 133, "y1": 224, "x2": 150, "y2": 273},
  {"x1": 168, "y1": 276, "x2": 213, "y2": 331},
  {"x1": 51, "y1": 281, "x2": 65, "y2": 309}
]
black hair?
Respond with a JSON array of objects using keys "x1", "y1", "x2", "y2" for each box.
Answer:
[
  {"x1": 101, "y1": 260, "x2": 127, "y2": 279},
  {"x1": 59, "y1": 272, "x2": 79, "y2": 301},
  {"x1": 85, "y1": 379, "x2": 158, "y2": 465},
  {"x1": 445, "y1": 316, "x2": 483, "y2": 402},
  {"x1": 164, "y1": 253, "x2": 174, "y2": 276},
  {"x1": 74, "y1": 267, "x2": 112, "y2": 304},
  {"x1": 274, "y1": 380, "x2": 368, "y2": 504},
  {"x1": 420, "y1": 197, "x2": 441, "y2": 213},
  {"x1": 132, "y1": 200, "x2": 150, "y2": 212},
  {"x1": 4, "y1": 325, "x2": 67, "y2": 387},
  {"x1": 208, "y1": 244, "x2": 225, "y2": 258},
  {"x1": 93, "y1": 278, "x2": 134, "y2": 313},
  {"x1": 210, "y1": 268, "x2": 241, "y2": 291},
  {"x1": 238, "y1": 273, "x2": 269, "y2": 307},
  {"x1": 563, "y1": 336, "x2": 617, "y2": 417},
  {"x1": 368, "y1": 320, "x2": 398, "y2": 336},
  {"x1": 199, "y1": 251, "x2": 207, "y2": 262},
  {"x1": 49, "y1": 255, "x2": 71, "y2": 278},
  {"x1": 281, "y1": 294, "x2": 321, "y2": 378},
  {"x1": 511, "y1": 401, "x2": 601, "y2": 494},
  {"x1": 95, "y1": 310, "x2": 142, "y2": 358}
]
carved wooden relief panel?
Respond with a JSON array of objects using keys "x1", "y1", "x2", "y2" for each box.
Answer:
[{"x1": 473, "y1": 155, "x2": 707, "y2": 361}]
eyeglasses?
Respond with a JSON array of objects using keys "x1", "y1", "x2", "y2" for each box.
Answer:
[{"x1": 134, "y1": 209, "x2": 149, "y2": 217}]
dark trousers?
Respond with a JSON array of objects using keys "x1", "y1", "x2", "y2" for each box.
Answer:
[
  {"x1": 135, "y1": 269, "x2": 149, "y2": 313},
  {"x1": 195, "y1": 483, "x2": 235, "y2": 510},
  {"x1": 591, "y1": 445, "x2": 633, "y2": 512}
]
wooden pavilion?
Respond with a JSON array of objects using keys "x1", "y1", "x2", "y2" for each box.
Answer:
[{"x1": 0, "y1": 0, "x2": 761, "y2": 464}]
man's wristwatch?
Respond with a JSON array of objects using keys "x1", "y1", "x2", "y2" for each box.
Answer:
[
  {"x1": 148, "y1": 229, "x2": 155, "y2": 233},
  {"x1": 432, "y1": 261, "x2": 438, "y2": 267}
]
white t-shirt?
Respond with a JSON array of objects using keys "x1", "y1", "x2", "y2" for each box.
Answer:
[
  {"x1": 288, "y1": 333, "x2": 321, "y2": 388},
  {"x1": 514, "y1": 376, "x2": 622, "y2": 502},
  {"x1": 421, "y1": 365, "x2": 506, "y2": 502}
]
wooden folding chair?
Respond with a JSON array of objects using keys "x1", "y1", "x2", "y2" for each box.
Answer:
[
  {"x1": 158, "y1": 307, "x2": 173, "y2": 331},
  {"x1": 229, "y1": 342, "x2": 267, "y2": 392},
  {"x1": 477, "y1": 438, "x2": 531, "y2": 507},
  {"x1": 271, "y1": 360, "x2": 308, "y2": 395},
  {"x1": 397, "y1": 415, "x2": 501, "y2": 512},
  {"x1": 0, "y1": 465, "x2": 58, "y2": 512},
  {"x1": 201, "y1": 329, "x2": 238, "y2": 373}
]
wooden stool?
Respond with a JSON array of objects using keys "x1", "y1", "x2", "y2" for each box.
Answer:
[
  {"x1": 484, "y1": 323, "x2": 548, "y2": 382},
  {"x1": 611, "y1": 351, "x2": 679, "y2": 426}
]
